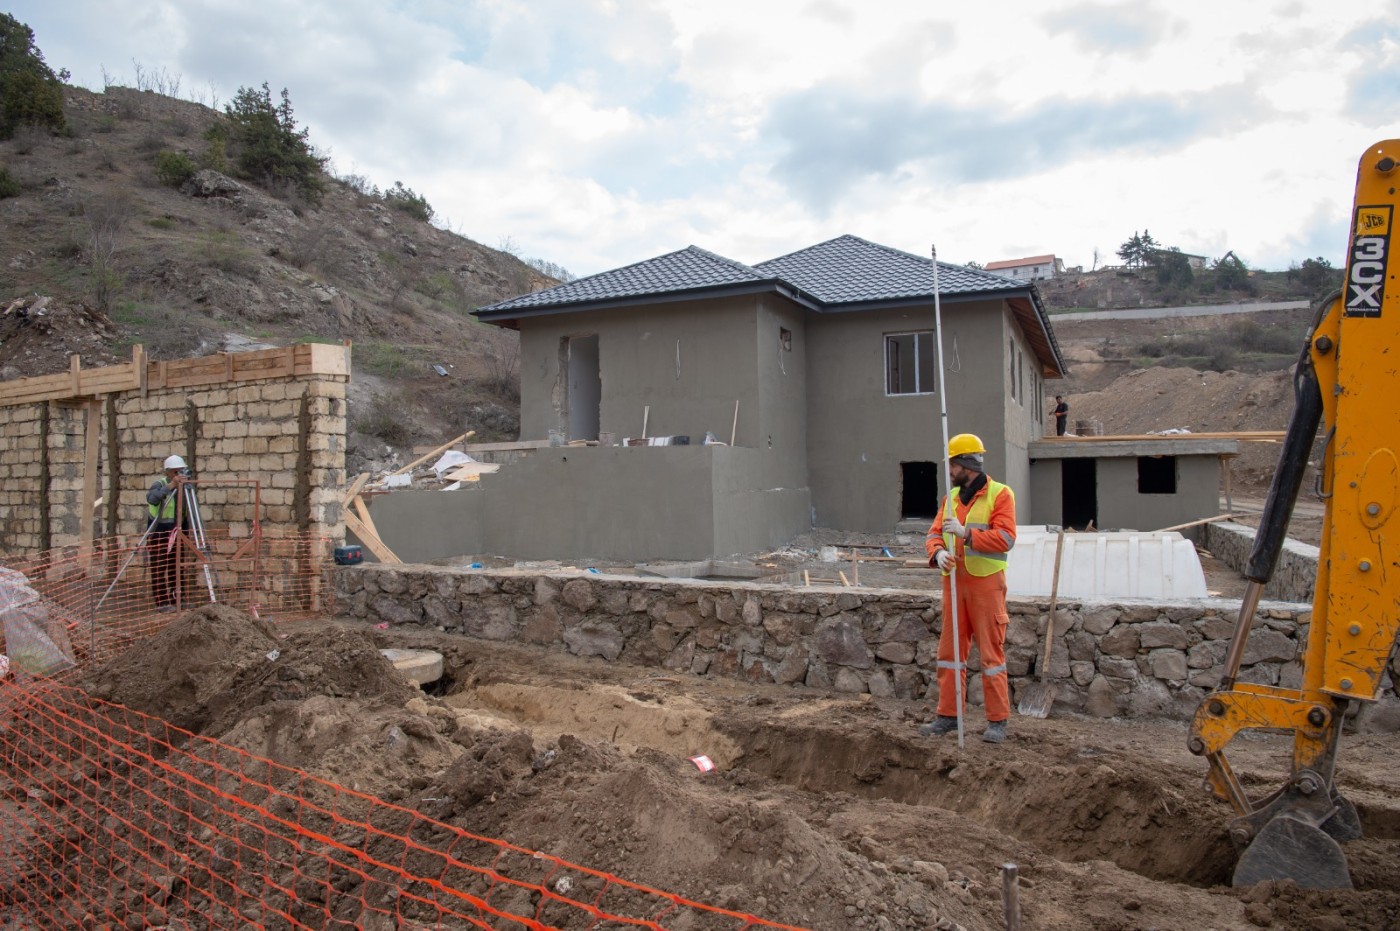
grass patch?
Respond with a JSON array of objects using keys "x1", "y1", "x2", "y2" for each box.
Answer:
[
  {"x1": 147, "y1": 216, "x2": 175, "y2": 230},
  {"x1": 355, "y1": 340, "x2": 420, "y2": 377}
]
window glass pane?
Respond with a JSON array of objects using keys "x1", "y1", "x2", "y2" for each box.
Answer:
[
  {"x1": 916, "y1": 333, "x2": 935, "y2": 393},
  {"x1": 887, "y1": 334, "x2": 917, "y2": 394}
]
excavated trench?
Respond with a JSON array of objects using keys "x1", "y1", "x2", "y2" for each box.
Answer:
[{"x1": 444, "y1": 678, "x2": 1246, "y2": 888}]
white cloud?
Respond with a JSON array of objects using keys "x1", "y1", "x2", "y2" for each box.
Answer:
[{"x1": 7, "y1": 0, "x2": 1397, "y2": 278}]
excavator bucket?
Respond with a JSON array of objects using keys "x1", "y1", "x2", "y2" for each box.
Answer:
[{"x1": 1233, "y1": 813, "x2": 1353, "y2": 890}]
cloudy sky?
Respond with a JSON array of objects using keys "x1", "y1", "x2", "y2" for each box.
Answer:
[{"x1": 12, "y1": 1, "x2": 1399, "y2": 277}]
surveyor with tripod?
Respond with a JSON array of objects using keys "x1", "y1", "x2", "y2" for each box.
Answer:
[{"x1": 146, "y1": 454, "x2": 190, "y2": 610}]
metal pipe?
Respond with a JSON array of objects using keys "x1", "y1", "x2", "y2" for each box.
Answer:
[
  {"x1": 1001, "y1": 863, "x2": 1021, "y2": 931},
  {"x1": 1220, "y1": 580, "x2": 1264, "y2": 689}
]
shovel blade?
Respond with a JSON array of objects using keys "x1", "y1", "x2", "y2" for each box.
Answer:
[{"x1": 1017, "y1": 682, "x2": 1057, "y2": 718}]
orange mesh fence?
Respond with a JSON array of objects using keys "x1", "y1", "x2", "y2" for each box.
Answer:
[
  {"x1": 0, "y1": 529, "x2": 334, "y2": 675},
  {"x1": 0, "y1": 679, "x2": 806, "y2": 930}
]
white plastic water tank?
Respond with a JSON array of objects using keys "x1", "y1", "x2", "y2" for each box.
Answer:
[{"x1": 1006, "y1": 526, "x2": 1208, "y2": 600}]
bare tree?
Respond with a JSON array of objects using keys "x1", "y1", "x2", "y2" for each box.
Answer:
[{"x1": 85, "y1": 195, "x2": 133, "y2": 313}]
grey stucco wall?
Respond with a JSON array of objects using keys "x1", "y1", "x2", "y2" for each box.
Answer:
[
  {"x1": 333, "y1": 565, "x2": 1400, "y2": 724},
  {"x1": 805, "y1": 300, "x2": 1012, "y2": 533},
  {"x1": 1028, "y1": 458, "x2": 1062, "y2": 526},
  {"x1": 1096, "y1": 456, "x2": 1219, "y2": 532},
  {"x1": 517, "y1": 297, "x2": 770, "y2": 449},
  {"x1": 1028, "y1": 455, "x2": 1220, "y2": 531},
  {"x1": 356, "y1": 446, "x2": 812, "y2": 564}
]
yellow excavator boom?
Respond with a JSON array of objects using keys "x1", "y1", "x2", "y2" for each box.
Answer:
[{"x1": 1187, "y1": 139, "x2": 1400, "y2": 889}]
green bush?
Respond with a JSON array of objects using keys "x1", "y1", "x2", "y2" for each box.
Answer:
[
  {"x1": 384, "y1": 181, "x2": 433, "y2": 222},
  {"x1": 153, "y1": 150, "x2": 197, "y2": 187},
  {"x1": 147, "y1": 216, "x2": 175, "y2": 230},
  {"x1": 0, "y1": 166, "x2": 19, "y2": 199}
]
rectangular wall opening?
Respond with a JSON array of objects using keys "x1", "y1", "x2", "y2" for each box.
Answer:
[
  {"x1": 1061, "y1": 457, "x2": 1097, "y2": 530},
  {"x1": 566, "y1": 335, "x2": 600, "y2": 441},
  {"x1": 901, "y1": 462, "x2": 940, "y2": 519},
  {"x1": 1137, "y1": 455, "x2": 1178, "y2": 494}
]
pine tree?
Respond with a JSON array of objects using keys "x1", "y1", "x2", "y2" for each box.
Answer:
[{"x1": 0, "y1": 13, "x2": 66, "y2": 139}]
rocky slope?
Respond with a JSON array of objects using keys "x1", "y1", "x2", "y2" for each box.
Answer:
[{"x1": 0, "y1": 85, "x2": 545, "y2": 472}]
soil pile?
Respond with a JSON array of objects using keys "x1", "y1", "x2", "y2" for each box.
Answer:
[{"x1": 22, "y1": 614, "x2": 1400, "y2": 929}]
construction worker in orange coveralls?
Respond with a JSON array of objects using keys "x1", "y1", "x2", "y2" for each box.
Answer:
[{"x1": 920, "y1": 433, "x2": 1017, "y2": 744}]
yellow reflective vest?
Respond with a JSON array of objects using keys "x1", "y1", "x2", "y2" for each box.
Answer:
[{"x1": 943, "y1": 479, "x2": 1014, "y2": 577}]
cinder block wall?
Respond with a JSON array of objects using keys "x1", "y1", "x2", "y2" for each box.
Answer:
[
  {"x1": 331, "y1": 565, "x2": 1400, "y2": 728},
  {"x1": 0, "y1": 346, "x2": 348, "y2": 555}
]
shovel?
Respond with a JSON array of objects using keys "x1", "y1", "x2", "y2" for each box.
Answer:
[{"x1": 1018, "y1": 527, "x2": 1065, "y2": 718}]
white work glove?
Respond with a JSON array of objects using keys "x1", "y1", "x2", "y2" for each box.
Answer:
[
  {"x1": 943, "y1": 516, "x2": 967, "y2": 540},
  {"x1": 935, "y1": 549, "x2": 955, "y2": 572}
]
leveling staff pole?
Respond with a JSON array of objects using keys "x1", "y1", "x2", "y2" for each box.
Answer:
[{"x1": 931, "y1": 244, "x2": 965, "y2": 749}]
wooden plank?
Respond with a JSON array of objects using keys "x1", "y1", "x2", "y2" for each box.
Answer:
[
  {"x1": 413, "y1": 439, "x2": 551, "y2": 454},
  {"x1": 1154, "y1": 513, "x2": 1235, "y2": 533},
  {"x1": 444, "y1": 463, "x2": 501, "y2": 481},
  {"x1": 343, "y1": 509, "x2": 402, "y2": 564},
  {"x1": 80, "y1": 399, "x2": 101, "y2": 560},
  {"x1": 341, "y1": 472, "x2": 370, "y2": 509},
  {"x1": 352, "y1": 495, "x2": 381, "y2": 538},
  {"x1": 70, "y1": 354, "x2": 81, "y2": 397},
  {"x1": 385, "y1": 431, "x2": 475, "y2": 478}
]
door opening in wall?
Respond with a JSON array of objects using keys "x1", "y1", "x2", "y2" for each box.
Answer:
[
  {"x1": 566, "y1": 335, "x2": 600, "y2": 441},
  {"x1": 900, "y1": 462, "x2": 940, "y2": 519},
  {"x1": 1061, "y1": 457, "x2": 1097, "y2": 530}
]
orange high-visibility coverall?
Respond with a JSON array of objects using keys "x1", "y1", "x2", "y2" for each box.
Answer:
[{"x1": 925, "y1": 476, "x2": 1017, "y2": 722}]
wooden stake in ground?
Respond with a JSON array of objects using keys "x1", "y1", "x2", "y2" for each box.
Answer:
[{"x1": 1018, "y1": 527, "x2": 1065, "y2": 718}]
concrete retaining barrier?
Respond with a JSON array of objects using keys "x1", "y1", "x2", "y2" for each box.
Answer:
[{"x1": 1203, "y1": 521, "x2": 1319, "y2": 603}]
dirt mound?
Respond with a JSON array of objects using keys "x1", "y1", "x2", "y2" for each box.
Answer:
[
  {"x1": 80, "y1": 603, "x2": 281, "y2": 731},
  {"x1": 1066, "y1": 365, "x2": 1296, "y2": 485}
]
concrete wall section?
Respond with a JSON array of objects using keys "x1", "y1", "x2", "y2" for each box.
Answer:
[
  {"x1": 754, "y1": 295, "x2": 809, "y2": 490},
  {"x1": 1028, "y1": 458, "x2": 1062, "y2": 525},
  {"x1": 334, "y1": 565, "x2": 1399, "y2": 724},
  {"x1": 805, "y1": 301, "x2": 1009, "y2": 532},
  {"x1": 360, "y1": 446, "x2": 814, "y2": 564},
  {"x1": 1029, "y1": 454, "x2": 1222, "y2": 532},
  {"x1": 1093, "y1": 456, "x2": 1219, "y2": 532},
  {"x1": 517, "y1": 298, "x2": 770, "y2": 448},
  {"x1": 711, "y1": 446, "x2": 812, "y2": 556}
]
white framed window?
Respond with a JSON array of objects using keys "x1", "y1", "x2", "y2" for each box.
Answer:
[{"x1": 885, "y1": 331, "x2": 936, "y2": 395}]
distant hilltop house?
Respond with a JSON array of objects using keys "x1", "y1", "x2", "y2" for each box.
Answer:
[{"x1": 984, "y1": 255, "x2": 1065, "y2": 281}]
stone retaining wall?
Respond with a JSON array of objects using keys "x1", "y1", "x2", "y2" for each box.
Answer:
[
  {"x1": 334, "y1": 565, "x2": 1400, "y2": 726},
  {"x1": 1203, "y1": 521, "x2": 1319, "y2": 603}
]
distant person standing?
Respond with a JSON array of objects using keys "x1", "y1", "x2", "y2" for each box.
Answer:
[
  {"x1": 1052, "y1": 395, "x2": 1069, "y2": 436},
  {"x1": 146, "y1": 454, "x2": 188, "y2": 610}
]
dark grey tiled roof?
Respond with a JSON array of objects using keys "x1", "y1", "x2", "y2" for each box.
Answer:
[
  {"x1": 755, "y1": 235, "x2": 1018, "y2": 306},
  {"x1": 478, "y1": 246, "x2": 767, "y2": 313}
]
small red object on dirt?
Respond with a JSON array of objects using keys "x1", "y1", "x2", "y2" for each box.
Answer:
[
  {"x1": 688, "y1": 755, "x2": 715, "y2": 773},
  {"x1": 374, "y1": 622, "x2": 389, "y2": 630}
]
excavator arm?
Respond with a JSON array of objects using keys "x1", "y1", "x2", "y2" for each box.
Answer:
[{"x1": 1187, "y1": 139, "x2": 1400, "y2": 889}]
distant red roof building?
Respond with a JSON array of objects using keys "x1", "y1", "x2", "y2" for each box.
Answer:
[{"x1": 985, "y1": 255, "x2": 1064, "y2": 280}]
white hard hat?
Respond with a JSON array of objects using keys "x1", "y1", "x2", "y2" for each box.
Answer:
[{"x1": 164, "y1": 455, "x2": 187, "y2": 470}]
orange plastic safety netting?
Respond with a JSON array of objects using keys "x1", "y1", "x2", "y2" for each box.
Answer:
[
  {"x1": 0, "y1": 528, "x2": 334, "y2": 676},
  {"x1": 0, "y1": 679, "x2": 805, "y2": 930}
]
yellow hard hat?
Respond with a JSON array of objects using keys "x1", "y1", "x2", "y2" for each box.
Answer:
[{"x1": 947, "y1": 433, "x2": 986, "y2": 458}]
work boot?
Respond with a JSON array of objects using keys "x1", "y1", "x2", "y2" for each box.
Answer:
[
  {"x1": 919, "y1": 716, "x2": 959, "y2": 737},
  {"x1": 982, "y1": 721, "x2": 1007, "y2": 744}
]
